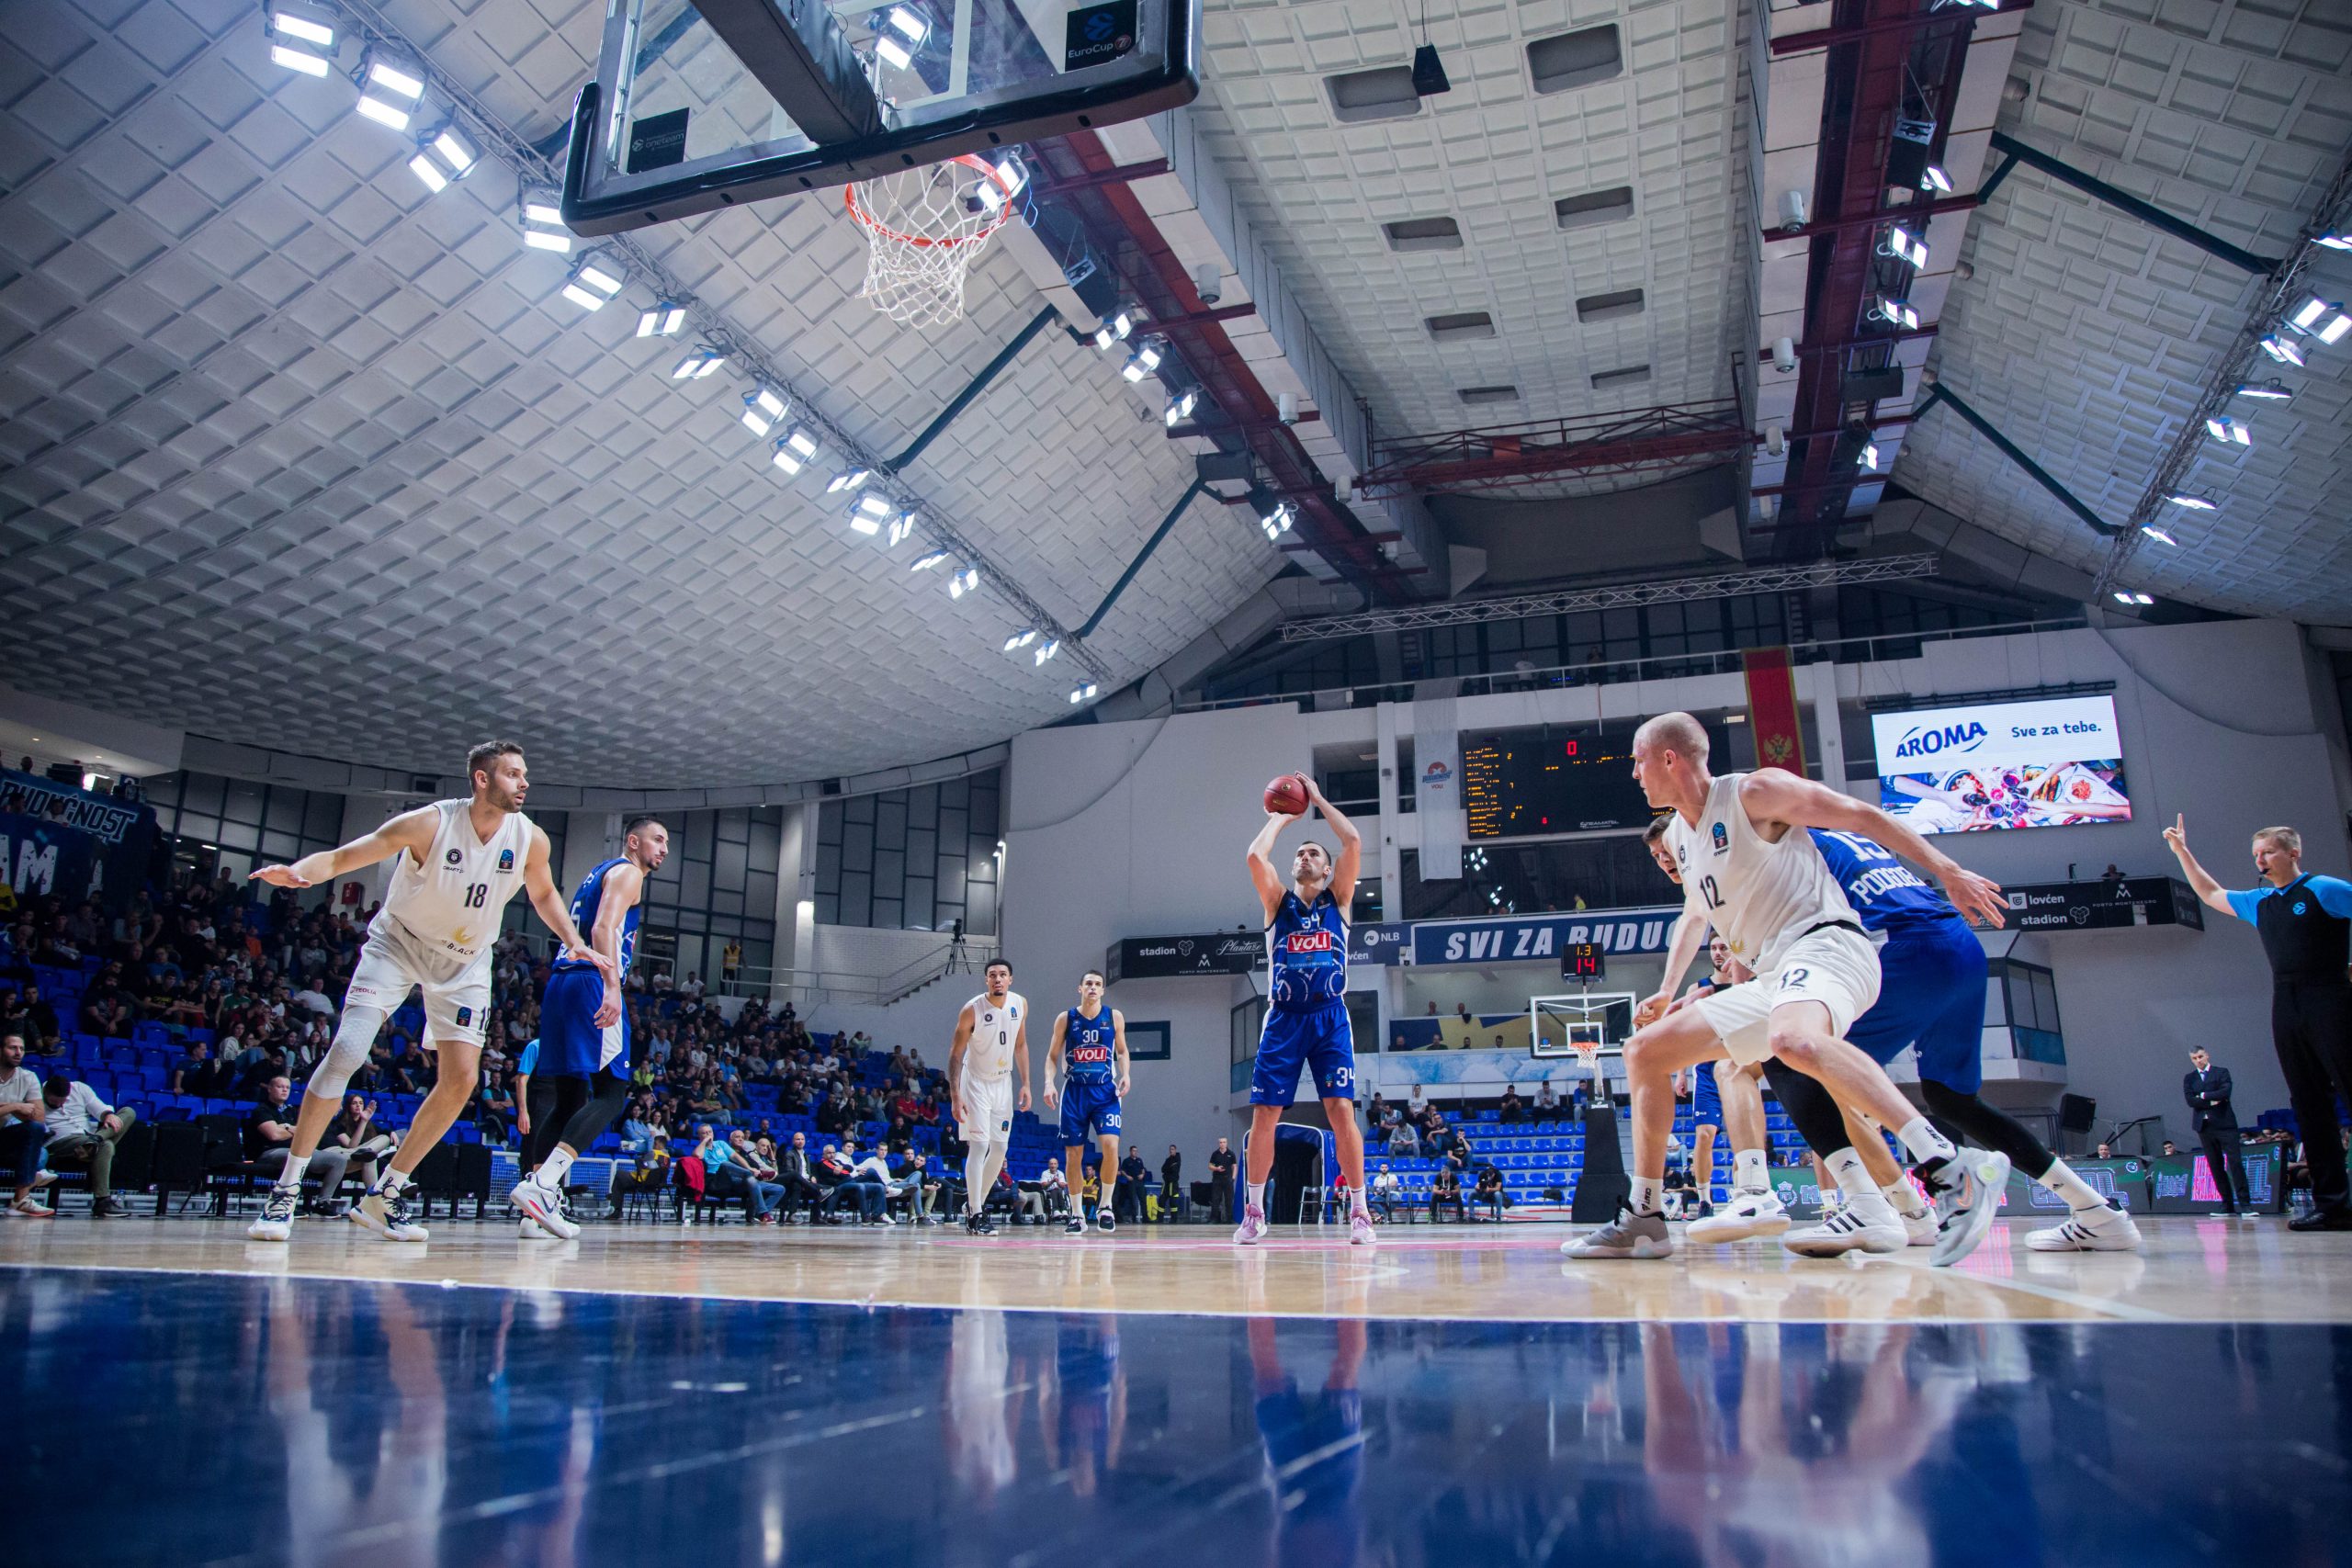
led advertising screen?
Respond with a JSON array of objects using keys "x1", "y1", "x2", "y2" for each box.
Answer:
[{"x1": 1871, "y1": 694, "x2": 2131, "y2": 834}]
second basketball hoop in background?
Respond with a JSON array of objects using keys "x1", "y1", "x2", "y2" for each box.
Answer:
[{"x1": 846, "y1": 152, "x2": 1025, "y2": 328}]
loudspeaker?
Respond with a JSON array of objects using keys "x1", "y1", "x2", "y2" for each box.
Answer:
[
  {"x1": 2059, "y1": 1093, "x2": 2098, "y2": 1134},
  {"x1": 1571, "y1": 1104, "x2": 1630, "y2": 1222}
]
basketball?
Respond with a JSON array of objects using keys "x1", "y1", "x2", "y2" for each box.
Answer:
[{"x1": 1263, "y1": 773, "x2": 1310, "y2": 816}]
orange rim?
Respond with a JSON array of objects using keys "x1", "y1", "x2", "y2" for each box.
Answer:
[{"x1": 844, "y1": 153, "x2": 1018, "y2": 250}]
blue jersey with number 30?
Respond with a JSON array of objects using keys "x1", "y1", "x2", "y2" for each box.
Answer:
[{"x1": 1064, "y1": 1007, "x2": 1116, "y2": 1083}]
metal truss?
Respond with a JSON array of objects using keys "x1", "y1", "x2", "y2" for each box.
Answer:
[
  {"x1": 1277, "y1": 555, "x2": 1941, "y2": 642},
  {"x1": 1350, "y1": 401, "x2": 1751, "y2": 498}
]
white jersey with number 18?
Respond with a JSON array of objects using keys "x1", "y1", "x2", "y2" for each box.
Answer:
[
  {"x1": 1665, "y1": 773, "x2": 1858, "y2": 972},
  {"x1": 378, "y1": 799, "x2": 535, "y2": 965}
]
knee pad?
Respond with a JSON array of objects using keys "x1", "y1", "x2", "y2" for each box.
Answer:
[{"x1": 310, "y1": 1004, "x2": 388, "y2": 1099}]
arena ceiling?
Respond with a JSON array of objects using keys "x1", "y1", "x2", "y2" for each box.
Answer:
[{"x1": 3, "y1": 0, "x2": 2346, "y2": 796}]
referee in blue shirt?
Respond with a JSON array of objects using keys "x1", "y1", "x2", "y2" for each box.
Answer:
[{"x1": 2168, "y1": 817, "x2": 2352, "y2": 1231}]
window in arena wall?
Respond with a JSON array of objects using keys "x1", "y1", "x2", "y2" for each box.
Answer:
[
  {"x1": 147, "y1": 771, "x2": 346, "y2": 891},
  {"x1": 814, "y1": 769, "x2": 1001, "y2": 936},
  {"x1": 636, "y1": 806, "x2": 781, "y2": 987}
]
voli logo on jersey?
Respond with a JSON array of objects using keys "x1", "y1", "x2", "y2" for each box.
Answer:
[{"x1": 1285, "y1": 931, "x2": 1336, "y2": 953}]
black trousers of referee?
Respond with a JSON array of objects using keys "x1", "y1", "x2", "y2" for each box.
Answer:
[{"x1": 2273, "y1": 979, "x2": 2352, "y2": 1216}]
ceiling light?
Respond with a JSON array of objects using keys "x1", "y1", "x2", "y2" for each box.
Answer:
[
  {"x1": 1003, "y1": 629, "x2": 1037, "y2": 652},
  {"x1": 638, "y1": 301, "x2": 686, "y2": 337},
  {"x1": 1069, "y1": 682, "x2": 1098, "y2": 705},
  {"x1": 2141, "y1": 525, "x2": 2178, "y2": 546},
  {"x1": 356, "y1": 56, "x2": 426, "y2": 130},
  {"x1": 270, "y1": 41, "x2": 332, "y2": 74},
  {"x1": 1920, "y1": 164, "x2": 1951, "y2": 193},
  {"x1": 2165, "y1": 492, "x2": 2216, "y2": 510},
  {"x1": 886, "y1": 513, "x2": 917, "y2": 547},
  {"x1": 1883, "y1": 225, "x2": 1928, "y2": 268},
  {"x1": 2290, "y1": 297, "x2": 2351, "y2": 343},
  {"x1": 1259, "y1": 502, "x2": 1294, "y2": 542},
  {"x1": 355, "y1": 92, "x2": 413, "y2": 130},
  {"x1": 670, "y1": 344, "x2": 728, "y2": 379},
  {"x1": 269, "y1": 10, "x2": 334, "y2": 48},
  {"x1": 1164, "y1": 389, "x2": 1197, "y2": 427},
  {"x1": 772, "y1": 427, "x2": 820, "y2": 474},
  {"x1": 741, "y1": 387, "x2": 787, "y2": 436},
  {"x1": 948, "y1": 565, "x2": 980, "y2": 598},
  {"x1": 849, "y1": 493, "x2": 894, "y2": 535},
  {"x1": 1121, "y1": 341, "x2": 1163, "y2": 382},
  {"x1": 560, "y1": 257, "x2": 624, "y2": 310},
  {"x1": 2235, "y1": 379, "x2": 2293, "y2": 400},
  {"x1": 1873, "y1": 296, "x2": 1919, "y2": 331},
  {"x1": 875, "y1": 33, "x2": 914, "y2": 70},
  {"x1": 522, "y1": 197, "x2": 573, "y2": 253},
  {"x1": 2316, "y1": 232, "x2": 2352, "y2": 252},
  {"x1": 2205, "y1": 415, "x2": 2252, "y2": 447},
  {"x1": 366, "y1": 58, "x2": 427, "y2": 100},
  {"x1": 2131, "y1": 592, "x2": 2154, "y2": 605},
  {"x1": 431, "y1": 130, "x2": 476, "y2": 175},
  {"x1": 407, "y1": 152, "x2": 448, "y2": 193},
  {"x1": 1034, "y1": 638, "x2": 1059, "y2": 665},
  {"x1": 1860, "y1": 441, "x2": 1880, "y2": 470},
  {"x1": 2111, "y1": 591, "x2": 2135, "y2": 605},
  {"x1": 2259, "y1": 333, "x2": 2306, "y2": 367},
  {"x1": 910, "y1": 550, "x2": 949, "y2": 570},
  {"x1": 827, "y1": 468, "x2": 870, "y2": 494},
  {"x1": 1091, "y1": 310, "x2": 1135, "y2": 351},
  {"x1": 407, "y1": 126, "x2": 476, "y2": 194},
  {"x1": 885, "y1": 5, "x2": 931, "y2": 43}
]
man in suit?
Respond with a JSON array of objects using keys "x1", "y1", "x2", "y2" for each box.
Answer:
[
  {"x1": 776, "y1": 1130, "x2": 824, "y2": 1221},
  {"x1": 2185, "y1": 1047, "x2": 2251, "y2": 1215}
]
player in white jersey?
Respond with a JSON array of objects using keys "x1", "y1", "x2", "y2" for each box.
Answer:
[
  {"x1": 1566, "y1": 712, "x2": 2009, "y2": 1262},
  {"x1": 243, "y1": 741, "x2": 610, "y2": 1243},
  {"x1": 948, "y1": 958, "x2": 1031, "y2": 1236}
]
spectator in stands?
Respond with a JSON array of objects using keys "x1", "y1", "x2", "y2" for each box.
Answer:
[
  {"x1": 776, "y1": 1131, "x2": 823, "y2": 1219},
  {"x1": 694, "y1": 1124, "x2": 756, "y2": 1218},
  {"x1": 1535, "y1": 1080, "x2": 1559, "y2": 1119},
  {"x1": 2094, "y1": 1143, "x2": 2114, "y2": 1160},
  {"x1": 1424, "y1": 1113, "x2": 1460, "y2": 1160},
  {"x1": 1019, "y1": 1158, "x2": 1066, "y2": 1224},
  {"x1": 1365, "y1": 1092, "x2": 1389, "y2": 1129},
  {"x1": 619, "y1": 1096, "x2": 659, "y2": 1155},
  {"x1": 819, "y1": 1140, "x2": 886, "y2": 1223},
  {"x1": 1159, "y1": 1145, "x2": 1182, "y2": 1223},
  {"x1": 1208, "y1": 1137, "x2": 1238, "y2": 1223},
  {"x1": 1370, "y1": 1161, "x2": 1402, "y2": 1222},
  {"x1": 2162, "y1": 1140, "x2": 2180, "y2": 1156},
  {"x1": 39, "y1": 1074, "x2": 136, "y2": 1217},
  {"x1": 847, "y1": 1141, "x2": 903, "y2": 1225},
  {"x1": 236, "y1": 1043, "x2": 291, "y2": 1099},
  {"x1": 1473, "y1": 1163, "x2": 1507, "y2": 1222},
  {"x1": 736, "y1": 1132, "x2": 787, "y2": 1224},
  {"x1": 247, "y1": 1076, "x2": 353, "y2": 1206},
  {"x1": 1430, "y1": 1162, "x2": 1466, "y2": 1223},
  {"x1": 478, "y1": 1073, "x2": 515, "y2": 1145},
  {"x1": 1498, "y1": 1086, "x2": 1525, "y2": 1123},
  {"x1": 2, "y1": 1035, "x2": 55, "y2": 1217},
  {"x1": 322, "y1": 1094, "x2": 398, "y2": 1191},
  {"x1": 171, "y1": 1038, "x2": 225, "y2": 1098},
  {"x1": 81, "y1": 984, "x2": 130, "y2": 1039},
  {"x1": 1385, "y1": 1118, "x2": 1419, "y2": 1157}
]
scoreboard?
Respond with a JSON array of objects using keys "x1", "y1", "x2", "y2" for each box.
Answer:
[{"x1": 1463, "y1": 723, "x2": 1655, "y2": 839}]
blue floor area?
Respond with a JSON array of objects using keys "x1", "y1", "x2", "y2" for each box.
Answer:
[{"x1": 9, "y1": 1269, "x2": 2351, "y2": 1566}]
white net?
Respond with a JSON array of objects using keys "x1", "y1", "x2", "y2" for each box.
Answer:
[{"x1": 846, "y1": 154, "x2": 1019, "y2": 329}]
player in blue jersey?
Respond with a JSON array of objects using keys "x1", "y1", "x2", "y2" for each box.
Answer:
[
  {"x1": 1788, "y1": 828, "x2": 2140, "y2": 1257},
  {"x1": 1238, "y1": 773, "x2": 1374, "y2": 1246},
  {"x1": 509, "y1": 815, "x2": 669, "y2": 1237},
  {"x1": 1045, "y1": 969, "x2": 1131, "y2": 1235}
]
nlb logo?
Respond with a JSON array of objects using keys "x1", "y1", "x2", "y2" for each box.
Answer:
[
  {"x1": 1285, "y1": 931, "x2": 1336, "y2": 954},
  {"x1": 1891, "y1": 720, "x2": 1988, "y2": 760}
]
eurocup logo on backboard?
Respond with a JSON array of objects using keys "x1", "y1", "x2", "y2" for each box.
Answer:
[{"x1": 1064, "y1": 0, "x2": 1137, "y2": 68}]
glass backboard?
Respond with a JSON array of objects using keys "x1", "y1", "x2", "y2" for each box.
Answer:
[{"x1": 562, "y1": 0, "x2": 1198, "y2": 235}]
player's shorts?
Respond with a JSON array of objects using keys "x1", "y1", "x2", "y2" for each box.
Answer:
[
  {"x1": 1845, "y1": 917, "x2": 1988, "y2": 1095},
  {"x1": 1693, "y1": 921, "x2": 1881, "y2": 1067},
  {"x1": 1690, "y1": 1055, "x2": 1724, "y2": 1128},
  {"x1": 961, "y1": 1072, "x2": 1013, "y2": 1143},
  {"x1": 540, "y1": 963, "x2": 627, "y2": 1077},
  {"x1": 1251, "y1": 999, "x2": 1356, "y2": 1107},
  {"x1": 343, "y1": 915, "x2": 492, "y2": 1048},
  {"x1": 1058, "y1": 1077, "x2": 1123, "y2": 1142}
]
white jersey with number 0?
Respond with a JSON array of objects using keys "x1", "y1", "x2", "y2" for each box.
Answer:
[
  {"x1": 379, "y1": 799, "x2": 535, "y2": 964},
  {"x1": 962, "y1": 992, "x2": 1026, "y2": 1083},
  {"x1": 1665, "y1": 773, "x2": 1858, "y2": 971}
]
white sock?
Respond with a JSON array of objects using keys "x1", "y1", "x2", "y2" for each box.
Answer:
[
  {"x1": 540, "y1": 1147, "x2": 575, "y2": 1188},
  {"x1": 1630, "y1": 1176, "x2": 1663, "y2": 1216},
  {"x1": 1734, "y1": 1149, "x2": 1768, "y2": 1191},
  {"x1": 1349, "y1": 1185, "x2": 1370, "y2": 1218},
  {"x1": 1825, "y1": 1149, "x2": 1876, "y2": 1200},
  {"x1": 378, "y1": 1168, "x2": 411, "y2": 1197},
  {"x1": 1896, "y1": 1117, "x2": 1958, "y2": 1167},
  {"x1": 275, "y1": 1151, "x2": 311, "y2": 1190},
  {"x1": 1248, "y1": 1180, "x2": 1268, "y2": 1214},
  {"x1": 2037, "y1": 1157, "x2": 2109, "y2": 1213},
  {"x1": 1882, "y1": 1179, "x2": 1929, "y2": 1221},
  {"x1": 963, "y1": 1146, "x2": 989, "y2": 1215}
]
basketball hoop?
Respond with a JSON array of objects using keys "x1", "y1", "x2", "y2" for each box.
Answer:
[{"x1": 845, "y1": 153, "x2": 1022, "y2": 328}]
